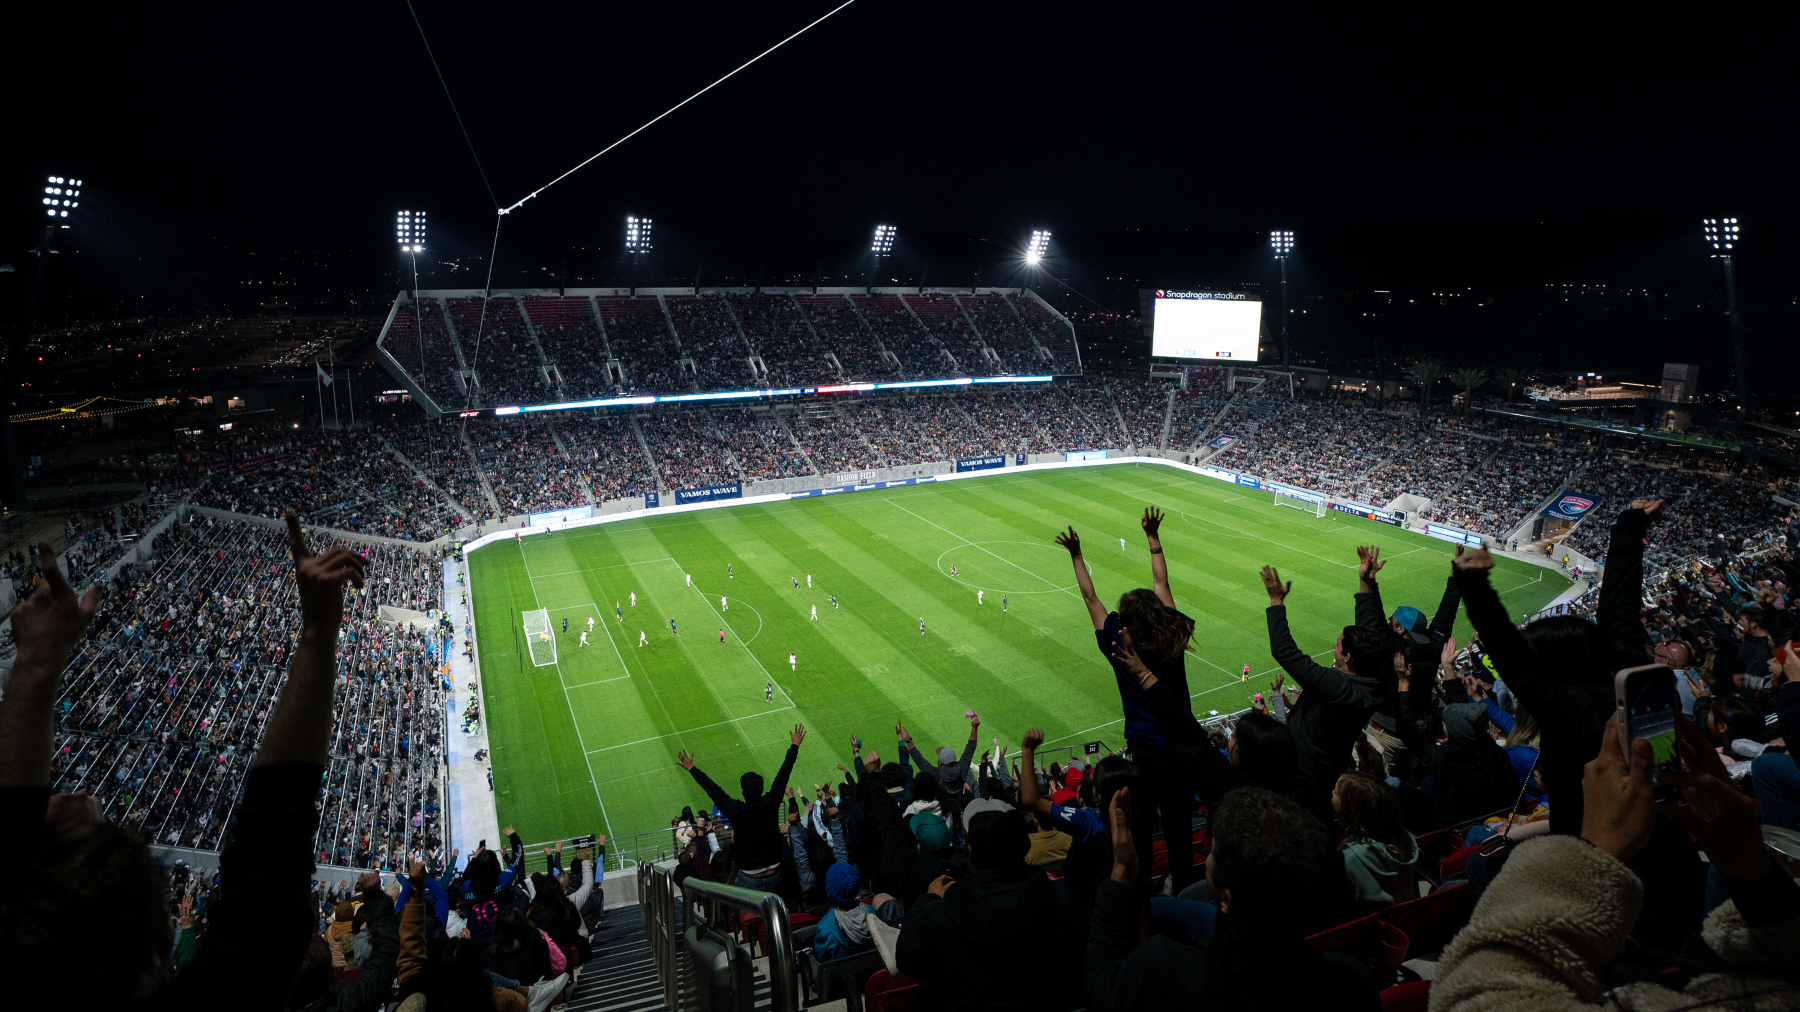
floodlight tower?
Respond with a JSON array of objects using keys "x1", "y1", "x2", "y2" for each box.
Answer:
[
  {"x1": 625, "y1": 216, "x2": 653, "y2": 253},
  {"x1": 1702, "y1": 218, "x2": 1749, "y2": 421},
  {"x1": 398, "y1": 211, "x2": 427, "y2": 377},
  {"x1": 1271, "y1": 230, "x2": 1294, "y2": 370},
  {"x1": 1026, "y1": 229, "x2": 1051, "y2": 264},
  {"x1": 2, "y1": 175, "x2": 85, "y2": 504}
]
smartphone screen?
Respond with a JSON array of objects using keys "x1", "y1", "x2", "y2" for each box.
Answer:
[{"x1": 1623, "y1": 669, "x2": 1682, "y2": 791}]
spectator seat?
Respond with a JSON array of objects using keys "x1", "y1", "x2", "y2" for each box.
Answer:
[{"x1": 1378, "y1": 881, "x2": 1474, "y2": 954}]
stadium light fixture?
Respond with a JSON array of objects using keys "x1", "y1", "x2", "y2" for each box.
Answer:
[
  {"x1": 1701, "y1": 217, "x2": 1738, "y2": 256},
  {"x1": 42, "y1": 176, "x2": 82, "y2": 222},
  {"x1": 1271, "y1": 230, "x2": 1295, "y2": 369},
  {"x1": 397, "y1": 210, "x2": 426, "y2": 252},
  {"x1": 626, "y1": 215, "x2": 653, "y2": 252},
  {"x1": 1702, "y1": 218, "x2": 1749, "y2": 421},
  {"x1": 1026, "y1": 230, "x2": 1052, "y2": 263},
  {"x1": 871, "y1": 224, "x2": 896, "y2": 256}
]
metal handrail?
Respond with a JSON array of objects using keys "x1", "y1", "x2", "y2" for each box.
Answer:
[{"x1": 641, "y1": 862, "x2": 800, "y2": 1012}]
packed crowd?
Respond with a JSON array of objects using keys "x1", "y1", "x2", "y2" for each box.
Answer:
[
  {"x1": 639, "y1": 410, "x2": 737, "y2": 490},
  {"x1": 191, "y1": 426, "x2": 462, "y2": 541},
  {"x1": 799, "y1": 293, "x2": 895, "y2": 382},
  {"x1": 451, "y1": 297, "x2": 546, "y2": 409},
  {"x1": 555, "y1": 413, "x2": 659, "y2": 501},
  {"x1": 41, "y1": 516, "x2": 447, "y2": 868},
  {"x1": 665, "y1": 294, "x2": 756, "y2": 392},
  {"x1": 650, "y1": 504, "x2": 1798, "y2": 1010},
  {"x1": 465, "y1": 417, "x2": 585, "y2": 517},
  {"x1": 729, "y1": 293, "x2": 839, "y2": 388},
  {"x1": 1418, "y1": 422, "x2": 1588, "y2": 537}
]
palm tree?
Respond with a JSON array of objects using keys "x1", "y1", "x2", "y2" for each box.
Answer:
[
  {"x1": 1494, "y1": 367, "x2": 1529, "y2": 401},
  {"x1": 1450, "y1": 367, "x2": 1490, "y2": 404},
  {"x1": 1404, "y1": 357, "x2": 1445, "y2": 409}
]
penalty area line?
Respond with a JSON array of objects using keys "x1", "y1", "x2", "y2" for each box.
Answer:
[{"x1": 583, "y1": 705, "x2": 799, "y2": 755}]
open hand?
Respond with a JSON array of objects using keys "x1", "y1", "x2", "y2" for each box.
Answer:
[
  {"x1": 1451, "y1": 546, "x2": 1494, "y2": 573},
  {"x1": 1259, "y1": 565, "x2": 1291, "y2": 606},
  {"x1": 1269, "y1": 672, "x2": 1285, "y2": 695},
  {"x1": 790, "y1": 724, "x2": 806, "y2": 747},
  {"x1": 1631, "y1": 498, "x2": 1666, "y2": 524},
  {"x1": 1141, "y1": 506, "x2": 1164, "y2": 539},
  {"x1": 10, "y1": 541, "x2": 105, "y2": 674},
  {"x1": 1441, "y1": 634, "x2": 1459, "y2": 671},
  {"x1": 677, "y1": 750, "x2": 696, "y2": 771},
  {"x1": 1107, "y1": 628, "x2": 1155, "y2": 688},
  {"x1": 409, "y1": 858, "x2": 427, "y2": 879},
  {"x1": 176, "y1": 894, "x2": 194, "y2": 930},
  {"x1": 502, "y1": 825, "x2": 515, "y2": 837},
  {"x1": 1356, "y1": 545, "x2": 1386, "y2": 580},
  {"x1": 863, "y1": 751, "x2": 880, "y2": 772},
  {"x1": 1054, "y1": 526, "x2": 1083, "y2": 558},
  {"x1": 1108, "y1": 785, "x2": 1138, "y2": 884}
]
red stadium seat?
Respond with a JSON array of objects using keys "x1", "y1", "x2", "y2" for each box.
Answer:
[
  {"x1": 1379, "y1": 881, "x2": 1473, "y2": 954},
  {"x1": 1437, "y1": 842, "x2": 1483, "y2": 880},
  {"x1": 864, "y1": 969, "x2": 919, "y2": 1012},
  {"x1": 1381, "y1": 980, "x2": 1431, "y2": 1011},
  {"x1": 1308, "y1": 912, "x2": 1411, "y2": 969}
]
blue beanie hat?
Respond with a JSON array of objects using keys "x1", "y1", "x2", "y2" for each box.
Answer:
[{"x1": 825, "y1": 863, "x2": 860, "y2": 908}]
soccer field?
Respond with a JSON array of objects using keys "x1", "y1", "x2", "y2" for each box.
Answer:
[{"x1": 469, "y1": 462, "x2": 1565, "y2": 850}]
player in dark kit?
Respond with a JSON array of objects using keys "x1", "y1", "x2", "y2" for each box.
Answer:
[
  {"x1": 765, "y1": 682, "x2": 773, "y2": 702},
  {"x1": 669, "y1": 617, "x2": 678, "y2": 636}
]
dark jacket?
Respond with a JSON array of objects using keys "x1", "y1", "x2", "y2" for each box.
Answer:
[
  {"x1": 896, "y1": 866, "x2": 1081, "y2": 1012},
  {"x1": 687, "y1": 743, "x2": 799, "y2": 872},
  {"x1": 484, "y1": 928, "x2": 552, "y2": 986},
  {"x1": 1455, "y1": 507, "x2": 1651, "y2": 836},
  {"x1": 1360, "y1": 575, "x2": 1460, "y2": 731},
  {"x1": 1391, "y1": 696, "x2": 1520, "y2": 828},
  {"x1": 1082, "y1": 878, "x2": 1379, "y2": 1012},
  {"x1": 861, "y1": 774, "x2": 968, "y2": 906},
  {"x1": 298, "y1": 891, "x2": 400, "y2": 1012},
  {"x1": 132, "y1": 764, "x2": 327, "y2": 1011},
  {"x1": 1266, "y1": 606, "x2": 1385, "y2": 793}
]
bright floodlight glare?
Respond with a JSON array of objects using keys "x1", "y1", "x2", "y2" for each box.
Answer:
[
  {"x1": 1026, "y1": 229, "x2": 1052, "y2": 262},
  {"x1": 1701, "y1": 217, "x2": 1740, "y2": 255},
  {"x1": 1271, "y1": 230, "x2": 1294, "y2": 258},
  {"x1": 871, "y1": 224, "x2": 896, "y2": 256},
  {"x1": 43, "y1": 174, "x2": 81, "y2": 219},
  {"x1": 626, "y1": 215, "x2": 654, "y2": 252},
  {"x1": 396, "y1": 210, "x2": 426, "y2": 252}
]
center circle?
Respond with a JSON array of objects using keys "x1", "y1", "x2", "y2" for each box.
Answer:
[{"x1": 935, "y1": 541, "x2": 1079, "y2": 595}]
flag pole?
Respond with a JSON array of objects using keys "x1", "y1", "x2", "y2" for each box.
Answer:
[{"x1": 316, "y1": 361, "x2": 325, "y2": 431}]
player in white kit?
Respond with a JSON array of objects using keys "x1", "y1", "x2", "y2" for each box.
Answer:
[
  {"x1": 721, "y1": 595, "x2": 729, "y2": 610},
  {"x1": 630, "y1": 591, "x2": 637, "y2": 608},
  {"x1": 579, "y1": 631, "x2": 589, "y2": 647},
  {"x1": 807, "y1": 573, "x2": 812, "y2": 589},
  {"x1": 587, "y1": 616, "x2": 595, "y2": 633},
  {"x1": 638, "y1": 630, "x2": 647, "y2": 647},
  {"x1": 977, "y1": 589, "x2": 984, "y2": 605},
  {"x1": 789, "y1": 652, "x2": 796, "y2": 671},
  {"x1": 686, "y1": 572, "x2": 692, "y2": 587},
  {"x1": 810, "y1": 604, "x2": 818, "y2": 620}
]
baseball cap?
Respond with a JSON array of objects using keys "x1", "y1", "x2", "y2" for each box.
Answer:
[
  {"x1": 1393, "y1": 606, "x2": 1431, "y2": 645},
  {"x1": 910, "y1": 812, "x2": 954, "y2": 854}
]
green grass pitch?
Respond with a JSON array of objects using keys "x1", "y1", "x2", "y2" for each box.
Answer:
[{"x1": 469, "y1": 463, "x2": 1564, "y2": 850}]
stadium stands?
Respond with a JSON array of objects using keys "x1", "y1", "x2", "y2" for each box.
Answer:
[
  {"x1": 523, "y1": 295, "x2": 610, "y2": 398},
  {"x1": 596, "y1": 295, "x2": 687, "y2": 394},
  {"x1": 799, "y1": 294, "x2": 895, "y2": 382},
  {"x1": 729, "y1": 293, "x2": 840, "y2": 387},
  {"x1": 854, "y1": 294, "x2": 944, "y2": 377},
  {"x1": 466, "y1": 415, "x2": 585, "y2": 515},
  {"x1": 665, "y1": 294, "x2": 755, "y2": 392},
  {"x1": 49, "y1": 517, "x2": 445, "y2": 864},
  {"x1": 557, "y1": 412, "x2": 660, "y2": 499},
  {"x1": 904, "y1": 293, "x2": 986, "y2": 372},
  {"x1": 960, "y1": 292, "x2": 1045, "y2": 373},
  {"x1": 642, "y1": 409, "x2": 739, "y2": 490}
]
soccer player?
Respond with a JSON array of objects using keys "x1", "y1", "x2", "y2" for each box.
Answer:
[
  {"x1": 587, "y1": 616, "x2": 595, "y2": 633},
  {"x1": 977, "y1": 589, "x2": 984, "y2": 605},
  {"x1": 1120, "y1": 537, "x2": 1126, "y2": 551},
  {"x1": 791, "y1": 576, "x2": 799, "y2": 589},
  {"x1": 719, "y1": 629, "x2": 726, "y2": 644},
  {"x1": 810, "y1": 604, "x2": 818, "y2": 620},
  {"x1": 1242, "y1": 663, "x2": 1249, "y2": 682},
  {"x1": 788, "y1": 652, "x2": 796, "y2": 671},
  {"x1": 669, "y1": 617, "x2": 678, "y2": 636},
  {"x1": 615, "y1": 602, "x2": 622, "y2": 623},
  {"x1": 638, "y1": 630, "x2": 647, "y2": 647},
  {"x1": 686, "y1": 572, "x2": 692, "y2": 587},
  {"x1": 728, "y1": 563, "x2": 734, "y2": 579},
  {"x1": 806, "y1": 573, "x2": 812, "y2": 589},
  {"x1": 765, "y1": 681, "x2": 774, "y2": 701},
  {"x1": 830, "y1": 594, "x2": 838, "y2": 610},
  {"x1": 1002, "y1": 593, "x2": 1008, "y2": 612},
  {"x1": 562, "y1": 617, "x2": 569, "y2": 633},
  {"x1": 919, "y1": 616, "x2": 925, "y2": 635},
  {"x1": 949, "y1": 563, "x2": 957, "y2": 576},
  {"x1": 721, "y1": 595, "x2": 729, "y2": 611},
  {"x1": 579, "y1": 630, "x2": 589, "y2": 648},
  {"x1": 630, "y1": 591, "x2": 637, "y2": 608}
]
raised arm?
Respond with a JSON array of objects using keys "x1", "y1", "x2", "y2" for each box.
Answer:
[
  {"x1": 1354, "y1": 546, "x2": 1388, "y2": 636},
  {"x1": 1055, "y1": 527, "x2": 1109, "y2": 630},
  {"x1": 0, "y1": 542, "x2": 104, "y2": 790},
  {"x1": 1261, "y1": 566, "x2": 1355, "y2": 703},
  {"x1": 765, "y1": 726, "x2": 805, "y2": 800},
  {"x1": 1017, "y1": 729, "x2": 1052, "y2": 818},
  {"x1": 678, "y1": 751, "x2": 736, "y2": 811},
  {"x1": 1451, "y1": 549, "x2": 1587, "y2": 733},
  {"x1": 1142, "y1": 507, "x2": 1174, "y2": 609},
  {"x1": 256, "y1": 515, "x2": 366, "y2": 767},
  {"x1": 1597, "y1": 502, "x2": 1658, "y2": 659}
]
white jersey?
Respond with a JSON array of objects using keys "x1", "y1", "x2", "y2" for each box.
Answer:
[
  {"x1": 630, "y1": 592, "x2": 637, "y2": 607},
  {"x1": 977, "y1": 589, "x2": 984, "y2": 604},
  {"x1": 789, "y1": 653, "x2": 796, "y2": 668},
  {"x1": 807, "y1": 574, "x2": 812, "y2": 588},
  {"x1": 810, "y1": 605, "x2": 818, "y2": 620},
  {"x1": 586, "y1": 616, "x2": 595, "y2": 631},
  {"x1": 638, "y1": 631, "x2": 647, "y2": 646},
  {"x1": 721, "y1": 596, "x2": 728, "y2": 609},
  {"x1": 686, "y1": 573, "x2": 691, "y2": 587},
  {"x1": 579, "y1": 631, "x2": 589, "y2": 646}
]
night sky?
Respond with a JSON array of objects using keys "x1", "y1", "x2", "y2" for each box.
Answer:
[{"x1": 6, "y1": 3, "x2": 1794, "y2": 386}]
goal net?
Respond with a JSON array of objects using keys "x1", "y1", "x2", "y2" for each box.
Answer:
[
  {"x1": 1274, "y1": 489, "x2": 1326, "y2": 517},
  {"x1": 523, "y1": 608, "x2": 556, "y2": 667}
]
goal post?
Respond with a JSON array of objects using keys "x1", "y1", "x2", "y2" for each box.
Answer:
[
  {"x1": 523, "y1": 608, "x2": 556, "y2": 667},
  {"x1": 1273, "y1": 489, "x2": 1326, "y2": 517}
]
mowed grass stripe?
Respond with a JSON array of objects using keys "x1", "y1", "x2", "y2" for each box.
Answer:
[{"x1": 475, "y1": 466, "x2": 1567, "y2": 843}]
